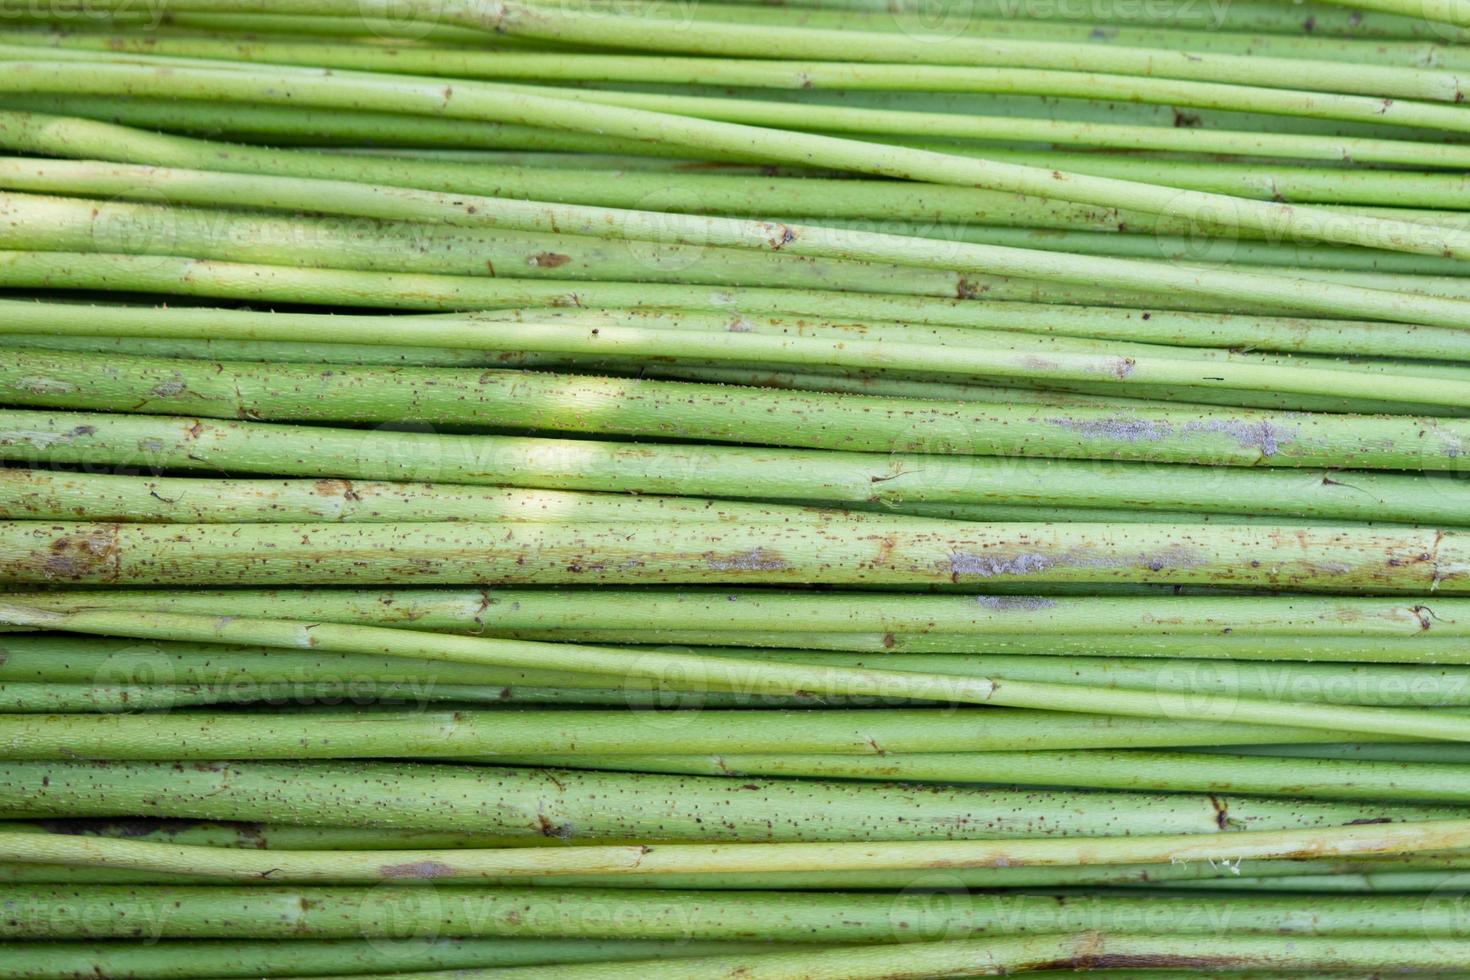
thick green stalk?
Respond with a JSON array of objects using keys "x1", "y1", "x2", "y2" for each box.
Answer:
[
  {"x1": 4, "y1": 818, "x2": 1470, "y2": 879},
  {"x1": 733, "y1": 0, "x2": 1464, "y2": 38},
  {"x1": 8, "y1": 289, "x2": 1467, "y2": 367},
  {"x1": 0, "y1": 469, "x2": 859, "y2": 525},
  {"x1": 3, "y1": 61, "x2": 1469, "y2": 267},
  {"x1": 11, "y1": 318, "x2": 1470, "y2": 414},
  {"x1": 10, "y1": 350, "x2": 1470, "y2": 464},
  {"x1": 0, "y1": 938, "x2": 777, "y2": 979},
  {"x1": 11, "y1": 291, "x2": 1462, "y2": 390},
  {"x1": 10, "y1": 589, "x2": 1455, "y2": 643},
  {"x1": 0, "y1": 94, "x2": 791, "y2": 159},
  {"x1": 963, "y1": 150, "x2": 1470, "y2": 209},
  {"x1": 886, "y1": 499, "x2": 1455, "y2": 528},
  {"x1": 10, "y1": 35, "x2": 1470, "y2": 164},
  {"x1": 0, "y1": 4, "x2": 499, "y2": 41},
  {"x1": 12, "y1": 759, "x2": 1444, "y2": 841},
  {"x1": 0, "y1": 247, "x2": 1402, "y2": 322},
  {"x1": 2, "y1": 517, "x2": 1466, "y2": 592},
  {"x1": 5, "y1": 410, "x2": 1466, "y2": 525},
  {"x1": 0, "y1": 192, "x2": 978, "y2": 300},
  {"x1": 0, "y1": 856, "x2": 1461, "y2": 890},
  {"x1": 0, "y1": 820, "x2": 612, "y2": 850},
  {"x1": 0, "y1": 699, "x2": 1381, "y2": 753},
  {"x1": 0, "y1": 681, "x2": 560, "y2": 712},
  {"x1": 0, "y1": 334, "x2": 1450, "y2": 416},
  {"x1": 0, "y1": 604, "x2": 1033, "y2": 708},
  {"x1": 496, "y1": 76, "x2": 1470, "y2": 151},
  {"x1": 0, "y1": 680, "x2": 816, "y2": 710},
  {"x1": 263, "y1": 934, "x2": 1470, "y2": 978},
  {"x1": 7, "y1": 48, "x2": 1470, "y2": 167},
  {"x1": 0, "y1": 633, "x2": 653, "y2": 692},
  {"x1": 11, "y1": 602, "x2": 1469, "y2": 662},
  {"x1": 509, "y1": 749, "x2": 1470, "y2": 803},
  {"x1": 482, "y1": 630, "x2": 1470, "y2": 662},
  {"x1": 12, "y1": 606, "x2": 1470, "y2": 738},
  {"x1": 0, "y1": 110, "x2": 1206, "y2": 225},
  {"x1": 21, "y1": 0, "x2": 1469, "y2": 104},
  {"x1": 1318, "y1": 0, "x2": 1470, "y2": 28},
  {"x1": 10, "y1": 0, "x2": 1456, "y2": 41},
  {"x1": 6, "y1": 885, "x2": 1469, "y2": 941},
  {"x1": 925, "y1": 226, "x2": 1470, "y2": 278},
  {"x1": 11, "y1": 87, "x2": 1460, "y2": 160},
  {"x1": 10, "y1": 631, "x2": 1470, "y2": 706},
  {"x1": 5, "y1": 159, "x2": 1470, "y2": 328},
  {"x1": 587, "y1": 3, "x2": 1470, "y2": 63}
]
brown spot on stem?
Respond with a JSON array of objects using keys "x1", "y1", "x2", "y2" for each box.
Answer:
[{"x1": 379, "y1": 860, "x2": 457, "y2": 879}]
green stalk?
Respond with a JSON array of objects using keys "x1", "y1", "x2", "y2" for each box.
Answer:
[
  {"x1": 13, "y1": 759, "x2": 1448, "y2": 841},
  {"x1": 886, "y1": 499, "x2": 1453, "y2": 528},
  {"x1": 4, "y1": 818, "x2": 1470, "y2": 879},
  {"x1": 15, "y1": 612, "x2": 1470, "y2": 663},
  {"x1": 8, "y1": 286, "x2": 1467, "y2": 368},
  {"x1": 954, "y1": 150, "x2": 1470, "y2": 209},
  {"x1": 11, "y1": 349, "x2": 1470, "y2": 464},
  {"x1": 6, "y1": 409, "x2": 1466, "y2": 525},
  {"x1": 3, "y1": 61, "x2": 1470, "y2": 267},
  {"x1": 12, "y1": 336, "x2": 1470, "y2": 432},
  {"x1": 484, "y1": 630, "x2": 1470, "y2": 662},
  {"x1": 1318, "y1": 0, "x2": 1470, "y2": 28},
  {"x1": 9, "y1": 35, "x2": 1470, "y2": 163},
  {"x1": 0, "y1": 248, "x2": 1392, "y2": 323},
  {"x1": 0, "y1": 938, "x2": 779, "y2": 979},
  {"x1": 0, "y1": 820, "x2": 613, "y2": 850},
  {"x1": 0, "y1": 94, "x2": 779, "y2": 159},
  {"x1": 0, "y1": 680, "x2": 819, "y2": 710},
  {"x1": 8, "y1": 286, "x2": 1454, "y2": 385},
  {"x1": 0, "y1": 469, "x2": 858, "y2": 525},
  {"x1": 17, "y1": 23, "x2": 1470, "y2": 84},
  {"x1": 9, "y1": 0, "x2": 1456, "y2": 41},
  {"x1": 6, "y1": 884, "x2": 1470, "y2": 941},
  {"x1": 10, "y1": 88, "x2": 1460, "y2": 160},
  {"x1": 247, "y1": 934, "x2": 1470, "y2": 978},
  {"x1": 0, "y1": 681, "x2": 545, "y2": 712},
  {"x1": 0, "y1": 192, "x2": 980, "y2": 300},
  {"x1": 13, "y1": 605, "x2": 1470, "y2": 738},
  {"x1": 0, "y1": 856, "x2": 1462, "y2": 890},
  {"x1": 3, "y1": 517, "x2": 1466, "y2": 592},
  {"x1": 8, "y1": 588, "x2": 1462, "y2": 648},
  {"x1": 0, "y1": 604, "x2": 1012, "y2": 708},
  {"x1": 583, "y1": 3, "x2": 1470, "y2": 63},
  {"x1": 15, "y1": 315, "x2": 1448, "y2": 416},
  {"x1": 0, "y1": 633, "x2": 656, "y2": 691},
  {"x1": 0, "y1": 698, "x2": 1386, "y2": 752},
  {"x1": 0, "y1": 343, "x2": 1444, "y2": 417},
  {"x1": 0, "y1": 5, "x2": 499, "y2": 42},
  {"x1": 922, "y1": 226, "x2": 1470, "y2": 278},
  {"x1": 760, "y1": 0, "x2": 1464, "y2": 39},
  {"x1": 4, "y1": 157, "x2": 1469, "y2": 329},
  {"x1": 19, "y1": 1, "x2": 1470, "y2": 104},
  {"x1": 490, "y1": 75, "x2": 1470, "y2": 151},
  {"x1": 505, "y1": 749, "x2": 1470, "y2": 803},
  {"x1": 11, "y1": 631, "x2": 1470, "y2": 707}
]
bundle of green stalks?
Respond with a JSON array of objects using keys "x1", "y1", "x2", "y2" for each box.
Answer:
[{"x1": 5, "y1": 0, "x2": 1470, "y2": 976}]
